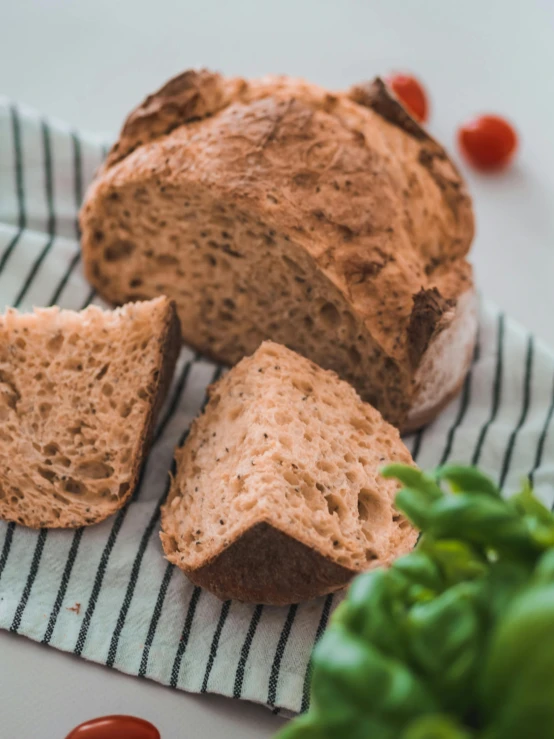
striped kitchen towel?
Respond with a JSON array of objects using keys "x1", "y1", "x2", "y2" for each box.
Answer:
[{"x1": 0, "y1": 98, "x2": 553, "y2": 716}]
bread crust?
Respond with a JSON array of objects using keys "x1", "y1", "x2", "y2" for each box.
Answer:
[
  {"x1": 116, "y1": 299, "x2": 181, "y2": 518},
  {"x1": 81, "y1": 70, "x2": 476, "y2": 431},
  {"x1": 406, "y1": 288, "x2": 477, "y2": 432},
  {"x1": 403, "y1": 372, "x2": 467, "y2": 435},
  {"x1": 0, "y1": 300, "x2": 181, "y2": 528},
  {"x1": 105, "y1": 69, "x2": 244, "y2": 170},
  {"x1": 349, "y1": 76, "x2": 474, "y2": 238},
  {"x1": 164, "y1": 521, "x2": 358, "y2": 606}
]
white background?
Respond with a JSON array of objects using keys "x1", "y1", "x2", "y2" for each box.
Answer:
[{"x1": 1, "y1": 1, "x2": 553, "y2": 737}]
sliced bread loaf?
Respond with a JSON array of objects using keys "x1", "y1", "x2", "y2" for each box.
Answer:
[
  {"x1": 80, "y1": 69, "x2": 477, "y2": 431},
  {"x1": 0, "y1": 297, "x2": 180, "y2": 528},
  {"x1": 161, "y1": 341, "x2": 416, "y2": 605}
]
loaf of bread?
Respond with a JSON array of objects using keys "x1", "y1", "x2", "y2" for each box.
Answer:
[
  {"x1": 80, "y1": 70, "x2": 477, "y2": 431},
  {"x1": 0, "y1": 297, "x2": 180, "y2": 528},
  {"x1": 161, "y1": 341, "x2": 416, "y2": 605}
]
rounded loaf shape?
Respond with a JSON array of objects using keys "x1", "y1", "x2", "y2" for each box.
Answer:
[
  {"x1": 80, "y1": 70, "x2": 477, "y2": 430},
  {"x1": 0, "y1": 297, "x2": 180, "y2": 528},
  {"x1": 161, "y1": 341, "x2": 417, "y2": 605}
]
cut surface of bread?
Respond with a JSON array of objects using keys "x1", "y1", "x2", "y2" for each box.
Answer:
[
  {"x1": 0, "y1": 297, "x2": 180, "y2": 528},
  {"x1": 161, "y1": 342, "x2": 416, "y2": 605},
  {"x1": 80, "y1": 70, "x2": 477, "y2": 431}
]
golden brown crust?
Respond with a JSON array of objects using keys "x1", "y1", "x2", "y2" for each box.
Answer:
[
  {"x1": 81, "y1": 69, "x2": 476, "y2": 431},
  {"x1": 165, "y1": 521, "x2": 358, "y2": 606},
  {"x1": 408, "y1": 286, "x2": 477, "y2": 430},
  {"x1": 349, "y1": 76, "x2": 429, "y2": 141},
  {"x1": 119, "y1": 300, "x2": 181, "y2": 517},
  {"x1": 349, "y1": 77, "x2": 474, "y2": 240},
  {"x1": 407, "y1": 287, "x2": 455, "y2": 369},
  {"x1": 105, "y1": 70, "x2": 245, "y2": 169},
  {"x1": 402, "y1": 371, "x2": 468, "y2": 435}
]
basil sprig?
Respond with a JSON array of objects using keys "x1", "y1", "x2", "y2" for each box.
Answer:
[{"x1": 277, "y1": 465, "x2": 554, "y2": 738}]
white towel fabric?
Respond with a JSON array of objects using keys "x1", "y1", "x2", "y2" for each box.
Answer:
[{"x1": 1, "y1": 99, "x2": 554, "y2": 715}]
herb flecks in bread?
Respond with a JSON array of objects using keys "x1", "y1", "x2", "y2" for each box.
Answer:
[
  {"x1": 0, "y1": 297, "x2": 180, "y2": 528},
  {"x1": 80, "y1": 69, "x2": 477, "y2": 430},
  {"x1": 161, "y1": 341, "x2": 416, "y2": 605}
]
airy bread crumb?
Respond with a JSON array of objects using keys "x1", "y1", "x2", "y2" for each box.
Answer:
[{"x1": 0, "y1": 297, "x2": 180, "y2": 528}]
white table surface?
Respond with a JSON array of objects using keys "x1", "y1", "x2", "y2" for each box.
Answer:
[{"x1": 1, "y1": 1, "x2": 554, "y2": 737}]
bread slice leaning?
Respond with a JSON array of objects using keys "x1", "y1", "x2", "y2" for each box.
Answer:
[
  {"x1": 161, "y1": 341, "x2": 416, "y2": 605},
  {"x1": 80, "y1": 69, "x2": 477, "y2": 432},
  {"x1": 0, "y1": 297, "x2": 180, "y2": 528}
]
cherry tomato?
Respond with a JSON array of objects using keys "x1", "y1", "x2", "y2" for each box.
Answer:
[
  {"x1": 457, "y1": 114, "x2": 518, "y2": 171},
  {"x1": 386, "y1": 73, "x2": 429, "y2": 123},
  {"x1": 65, "y1": 715, "x2": 160, "y2": 739}
]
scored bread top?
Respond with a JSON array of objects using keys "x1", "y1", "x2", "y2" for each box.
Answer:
[
  {"x1": 0, "y1": 297, "x2": 180, "y2": 528},
  {"x1": 95, "y1": 70, "x2": 474, "y2": 367},
  {"x1": 161, "y1": 341, "x2": 417, "y2": 604}
]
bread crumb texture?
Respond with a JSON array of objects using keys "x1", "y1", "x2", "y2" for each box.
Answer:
[
  {"x1": 80, "y1": 70, "x2": 476, "y2": 429},
  {"x1": 0, "y1": 296, "x2": 179, "y2": 528},
  {"x1": 161, "y1": 341, "x2": 416, "y2": 604}
]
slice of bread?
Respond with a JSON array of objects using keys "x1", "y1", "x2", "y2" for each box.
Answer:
[
  {"x1": 0, "y1": 297, "x2": 180, "y2": 528},
  {"x1": 80, "y1": 69, "x2": 477, "y2": 432},
  {"x1": 161, "y1": 341, "x2": 416, "y2": 605}
]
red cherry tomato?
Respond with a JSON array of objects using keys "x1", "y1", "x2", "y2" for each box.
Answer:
[
  {"x1": 458, "y1": 115, "x2": 518, "y2": 171},
  {"x1": 386, "y1": 73, "x2": 429, "y2": 123},
  {"x1": 65, "y1": 715, "x2": 160, "y2": 739}
]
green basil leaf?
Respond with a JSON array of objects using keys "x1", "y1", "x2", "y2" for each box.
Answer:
[
  {"x1": 417, "y1": 538, "x2": 487, "y2": 586},
  {"x1": 395, "y1": 487, "x2": 435, "y2": 530},
  {"x1": 533, "y1": 549, "x2": 554, "y2": 583},
  {"x1": 528, "y1": 521, "x2": 554, "y2": 548},
  {"x1": 404, "y1": 583, "x2": 484, "y2": 713},
  {"x1": 275, "y1": 713, "x2": 327, "y2": 739},
  {"x1": 311, "y1": 625, "x2": 438, "y2": 729},
  {"x1": 382, "y1": 464, "x2": 442, "y2": 500},
  {"x1": 392, "y1": 551, "x2": 443, "y2": 593},
  {"x1": 480, "y1": 583, "x2": 554, "y2": 739},
  {"x1": 508, "y1": 479, "x2": 554, "y2": 524},
  {"x1": 402, "y1": 715, "x2": 475, "y2": 739},
  {"x1": 333, "y1": 569, "x2": 408, "y2": 663},
  {"x1": 433, "y1": 465, "x2": 499, "y2": 497},
  {"x1": 483, "y1": 561, "x2": 530, "y2": 625},
  {"x1": 276, "y1": 713, "x2": 379, "y2": 739},
  {"x1": 424, "y1": 495, "x2": 537, "y2": 558}
]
